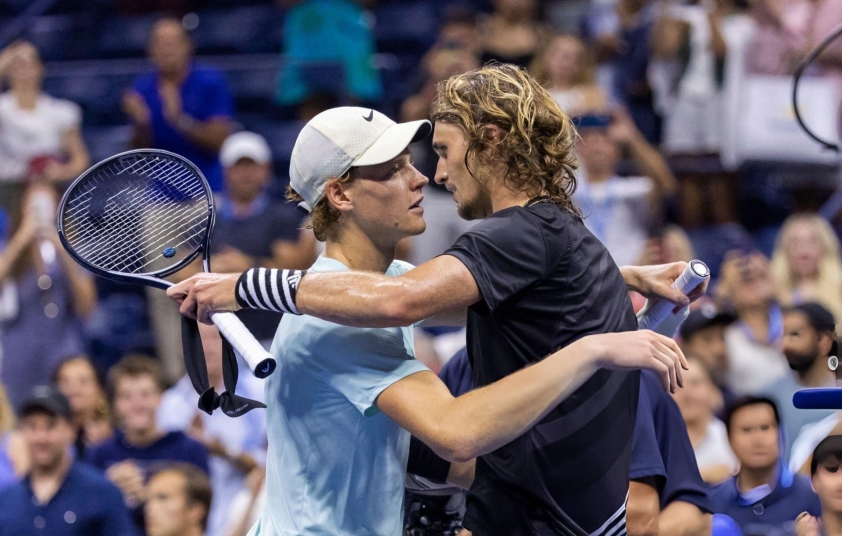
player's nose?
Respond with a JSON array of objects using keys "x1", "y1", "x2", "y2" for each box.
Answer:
[{"x1": 410, "y1": 164, "x2": 428, "y2": 189}]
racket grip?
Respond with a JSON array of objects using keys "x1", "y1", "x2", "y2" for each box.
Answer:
[
  {"x1": 210, "y1": 312, "x2": 277, "y2": 379},
  {"x1": 637, "y1": 260, "x2": 710, "y2": 332}
]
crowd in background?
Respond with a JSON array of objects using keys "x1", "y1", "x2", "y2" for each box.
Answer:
[{"x1": 0, "y1": 0, "x2": 841, "y2": 534}]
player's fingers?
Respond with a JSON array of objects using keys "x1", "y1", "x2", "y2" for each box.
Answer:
[
  {"x1": 179, "y1": 290, "x2": 198, "y2": 321},
  {"x1": 653, "y1": 336, "x2": 684, "y2": 389}
]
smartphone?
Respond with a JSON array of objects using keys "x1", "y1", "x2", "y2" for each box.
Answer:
[{"x1": 576, "y1": 114, "x2": 613, "y2": 129}]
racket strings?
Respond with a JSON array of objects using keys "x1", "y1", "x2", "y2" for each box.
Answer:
[{"x1": 62, "y1": 154, "x2": 210, "y2": 275}]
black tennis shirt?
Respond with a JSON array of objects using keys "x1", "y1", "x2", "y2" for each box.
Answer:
[{"x1": 445, "y1": 201, "x2": 640, "y2": 536}]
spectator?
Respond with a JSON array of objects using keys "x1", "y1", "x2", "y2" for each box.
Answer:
[
  {"x1": 276, "y1": 0, "x2": 382, "y2": 119},
  {"x1": 584, "y1": 0, "x2": 661, "y2": 142},
  {"x1": 433, "y1": 4, "x2": 482, "y2": 58},
  {"x1": 771, "y1": 214, "x2": 842, "y2": 334},
  {"x1": 678, "y1": 304, "x2": 737, "y2": 404},
  {"x1": 157, "y1": 323, "x2": 265, "y2": 536},
  {"x1": 220, "y1": 467, "x2": 265, "y2": 536},
  {"x1": 530, "y1": 34, "x2": 607, "y2": 115},
  {"x1": 672, "y1": 356, "x2": 739, "y2": 484},
  {"x1": 573, "y1": 107, "x2": 678, "y2": 267},
  {"x1": 52, "y1": 355, "x2": 112, "y2": 460},
  {"x1": 715, "y1": 251, "x2": 789, "y2": 396},
  {"x1": 87, "y1": 355, "x2": 209, "y2": 513},
  {"x1": 0, "y1": 382, "x2": 26, "y2": 491},
  {"x1": 761, "y1": 303, "x2": 837, "y2": 456},
  {"x1": 123, "y1": 18, "x2": 234, "y2": 192},
  {"x1": 709, "y1": 397, "x2": 821, "y2": 536},
  {"x1": 0, "y1": 41, "x2": 90, "y2": 212},
  {"x1": 145, "y1": 463, "x2": 212, "y2": 536},
  {"x1": 479, "y1": 0, "x2": 548, "y2": 68},
  {"x1": 627, "y1": 370, "x2": 713, "y2": 536},
  {"x1": 0, "y1": 386, "x2": 136, "y2": 536},
  {"x1": 796, "y1": 435, "x2": 842, "y2": 536},
  {"x1": 0, "y1": 184, "x2": 97, "y2": 409},
  {"x1": 401, "y1": 48, "x2": 479, "y2": 266}
]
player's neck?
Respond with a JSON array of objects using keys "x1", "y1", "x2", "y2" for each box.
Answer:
[
  {"x1": 324, "y1": 224, "x2": 396, "y2": 274},
  {"x1": 489, "y1": 182, "x2": 532, "y2": 214},
  {"x1": 736, "y1": 464, "x2": 777, "y2": 492}
]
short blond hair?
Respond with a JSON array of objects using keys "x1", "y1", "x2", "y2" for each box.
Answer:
[
  {"x1": 430, "y1": 63, "x2": 581, "y2": 217},
  {"x1": 286, "y1": 168, "x2": 357, "y2": 242}
]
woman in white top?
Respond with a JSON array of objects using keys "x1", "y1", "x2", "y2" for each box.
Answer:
[
  {"x1": 0, "y1": 41, "x2": 89, "y2": 210},
  {"x1": 672, "y1": 356, "x2": 739, "y2": 483}
]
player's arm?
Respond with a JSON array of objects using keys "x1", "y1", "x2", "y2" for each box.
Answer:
[
  {"x1": 167, "y1": 258, "x2": 704, "y2": 327},
  {"x1": 376, "y1": 330, "x2": 686, "y2": 463},
  {"x1": 659, "y1": 501, "x2": 712, "y2": 536}
]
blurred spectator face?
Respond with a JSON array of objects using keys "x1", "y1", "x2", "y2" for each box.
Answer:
[
  {"x1": 426, "y1": 49, "x2": 479, "y2": 85},
  {"x1": 544, "y1": 36, "x2": 586, "y2": 86},
  {"x1": 493, "y1": 0, "x2": 537, "y2": 20},
  {"x1": 433, "y1": 122, "x2": 493, "y2": 220},
  {"x1": 55, "y1": 358, "x2": 104, "y2": 417},
  {"x1": 19, "y1": 412, "x2": 74, "y2": 471},
  {"x1": 224, "y1": 158, "x2": 270, "y2": 204},
  {"x1": 673, "y1": 358, "x2": 717, "y2": 424},
  {"x1": 783, "y1": 219, "x2": 823, "y2": 280},
  {"x1": 683, "y1": 325, "x2": 728, "y2": 377},
  {"x1": 729, "y1": 403, "x2": 779, "y2": 471},
  {"x1": 718, "y1": 252, "x2": 776, "y2": 311},
  {"x1": 813, "y1": 454, "x2": 842, "y2": 513},
  {"x1": 113, "y1": 374, "x2": 162, "y2": 435},
  {"x1": 438, "y1": 21, "x2": 481, "y2": 56},
  {"x1": 5, "y1": 41, "x2": 42, "y2": 90},
  {"x1": 145, "y1": 470, "x2": 206, "y2": 536},
  {"x1": 576, "y1": 127, "x2": 621, "y2": 178},
  {"x1": 149, "y1": 19, "x2": 192, "y2": 77},
  {"x1": 782, "y1": 310, "x2": 823, "y2": 372}
]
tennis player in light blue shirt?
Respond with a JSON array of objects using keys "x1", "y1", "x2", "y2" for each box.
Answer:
[{"x1": 193, "y1": 107, "x2": 691, "y2": 536}]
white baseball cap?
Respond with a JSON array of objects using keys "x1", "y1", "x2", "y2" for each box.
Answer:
[
  {"x1": 220, "y1": 131, "x2": 272, "y2": 167},
  {"x1": 289, "y1": 107, "x2": 432, "y2": 212}
]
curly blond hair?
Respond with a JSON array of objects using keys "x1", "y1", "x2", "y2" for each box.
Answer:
[
  {"x1": 430, "y1": 63, "x2": 581, "y2": 217},
  {"x1": 286, "y1": 168, "x2": 357, "y2": 242}
]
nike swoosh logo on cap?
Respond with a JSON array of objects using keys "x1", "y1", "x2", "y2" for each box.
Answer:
[{"x1": 363, "y1": 110, "x2": 374, "y2": 122}]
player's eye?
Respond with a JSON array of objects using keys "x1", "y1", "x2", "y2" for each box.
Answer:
[{"x1": 828, "y1": 466, "x2": 839, "y2": 473}]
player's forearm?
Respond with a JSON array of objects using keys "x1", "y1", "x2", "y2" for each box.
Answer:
[
  {"x1": 432, "y1": 340, "x2": 600, "y2": 462},
  {"x1": 659, "y1": 502, "x2": 711, "y2": 536}
]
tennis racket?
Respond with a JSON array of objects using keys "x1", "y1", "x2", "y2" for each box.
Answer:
[{"x1": 56, "y1": 149, "x2": 276, "y2": 378}]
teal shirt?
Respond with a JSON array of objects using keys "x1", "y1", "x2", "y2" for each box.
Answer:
[{"x1": 249, "y1": 256, "x2": 428, "y2": 536}]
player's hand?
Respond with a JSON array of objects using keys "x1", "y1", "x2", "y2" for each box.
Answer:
[
  {"x1": 622, "y1": 262, "x2": 708, "y2": 311},
  {"x1": 167, "y1": 272, "x2": 241, "y2": 324},
  {"x1": 795, "y1": 512, "x2": 821, "y2": 536},
  {"x1": 583, "y1": 330, "x2": 688, "y2": 393}
]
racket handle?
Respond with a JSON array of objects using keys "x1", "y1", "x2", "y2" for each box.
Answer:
[
  {"x1": 637, "y1": 260, "x2": 710, "y2": 332},
  {"x1": 210, "y1": 312, "x2": 277, "y2": 379}
]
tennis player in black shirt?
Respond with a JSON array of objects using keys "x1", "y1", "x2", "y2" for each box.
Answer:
[{"x1": 169, "y1": 64, "x2": 705, "y2": 536}]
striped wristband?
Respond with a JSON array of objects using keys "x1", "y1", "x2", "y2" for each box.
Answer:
[{"x1": 235, "y1": 268, "x2": 306, "y2": 315}]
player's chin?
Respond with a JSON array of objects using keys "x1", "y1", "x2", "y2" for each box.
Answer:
[{"x1": 402, "y1": 217, "x2": 427, "y2": 237}]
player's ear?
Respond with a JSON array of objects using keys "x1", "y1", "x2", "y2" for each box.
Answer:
[
  {"x1": 483, "y1": 124, "x2": 505, "y2": 145},
  {"x1": 324, "y1": 178, "x2": 354, "y2": 213}
]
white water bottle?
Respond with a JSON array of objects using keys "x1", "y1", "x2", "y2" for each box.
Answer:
[{"x1": 637, "y1": 260, "x2": 710, "y2": 336}]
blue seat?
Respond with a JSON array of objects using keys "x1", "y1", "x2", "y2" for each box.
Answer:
[
  {"x1": 21, "y1": 15, "x2": 77, "y2": 61},
  {"x1": 43, "y1": 71, "x2": 132, "y2": 126},
  {"x1": 373, "y1": 1, "x2": 438, "y2": 55},
  {"x1": 193, "y1": 6, "x2": 278, "y2": 55},
  {"x1": 227, "y1": 67, "x2": 278, "y2": 113},
  {"x1": 82, "y1": 125, "x2": 133, "y2": 163},
  {"x1": 97, "y1": 15, "x2": 157, "y2": 58}
]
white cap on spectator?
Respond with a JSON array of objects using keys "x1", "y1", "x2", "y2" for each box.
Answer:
[
  {"x1": 220, "y1": 131, "x2": 272, "y2": 167},
  {"x1": 289, "y1": 107, "x2": 431, "y2": 212}
]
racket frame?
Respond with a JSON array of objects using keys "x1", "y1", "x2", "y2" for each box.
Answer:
[{"x1": 56, "y1": 149, "x2": 216, "y2": 290}]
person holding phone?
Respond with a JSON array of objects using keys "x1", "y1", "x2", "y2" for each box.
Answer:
[{"x1": 573, "y1": 108, "x2": 678, "y2": 266}]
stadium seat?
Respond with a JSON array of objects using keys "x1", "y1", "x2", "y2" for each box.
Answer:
[
  {"x1": 373, "y1": 1, "x2": 438, "y2": 56},
  {"x1": 250, "y1": 120, "x2": 305, "y2": 176},
  {"x1": 82, "y1": 125, "x2": 133, "y2": 163},
  {"x1": 227, "y1": 66, "x2": 278, "y2": 113},
  {"x1": 97, "y1": 14, "x2": 157, "y2": 58},
  {"x1": 192, "y1": 6, "x2": 279, "y2": 55},
  {"x1": 19, "y1": 15, "x2": 76, "y2": 61}
]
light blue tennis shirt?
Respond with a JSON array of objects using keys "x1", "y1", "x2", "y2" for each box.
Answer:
[{"x1": 248, "y1": 256, "x2": 429, "y2": 536}]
